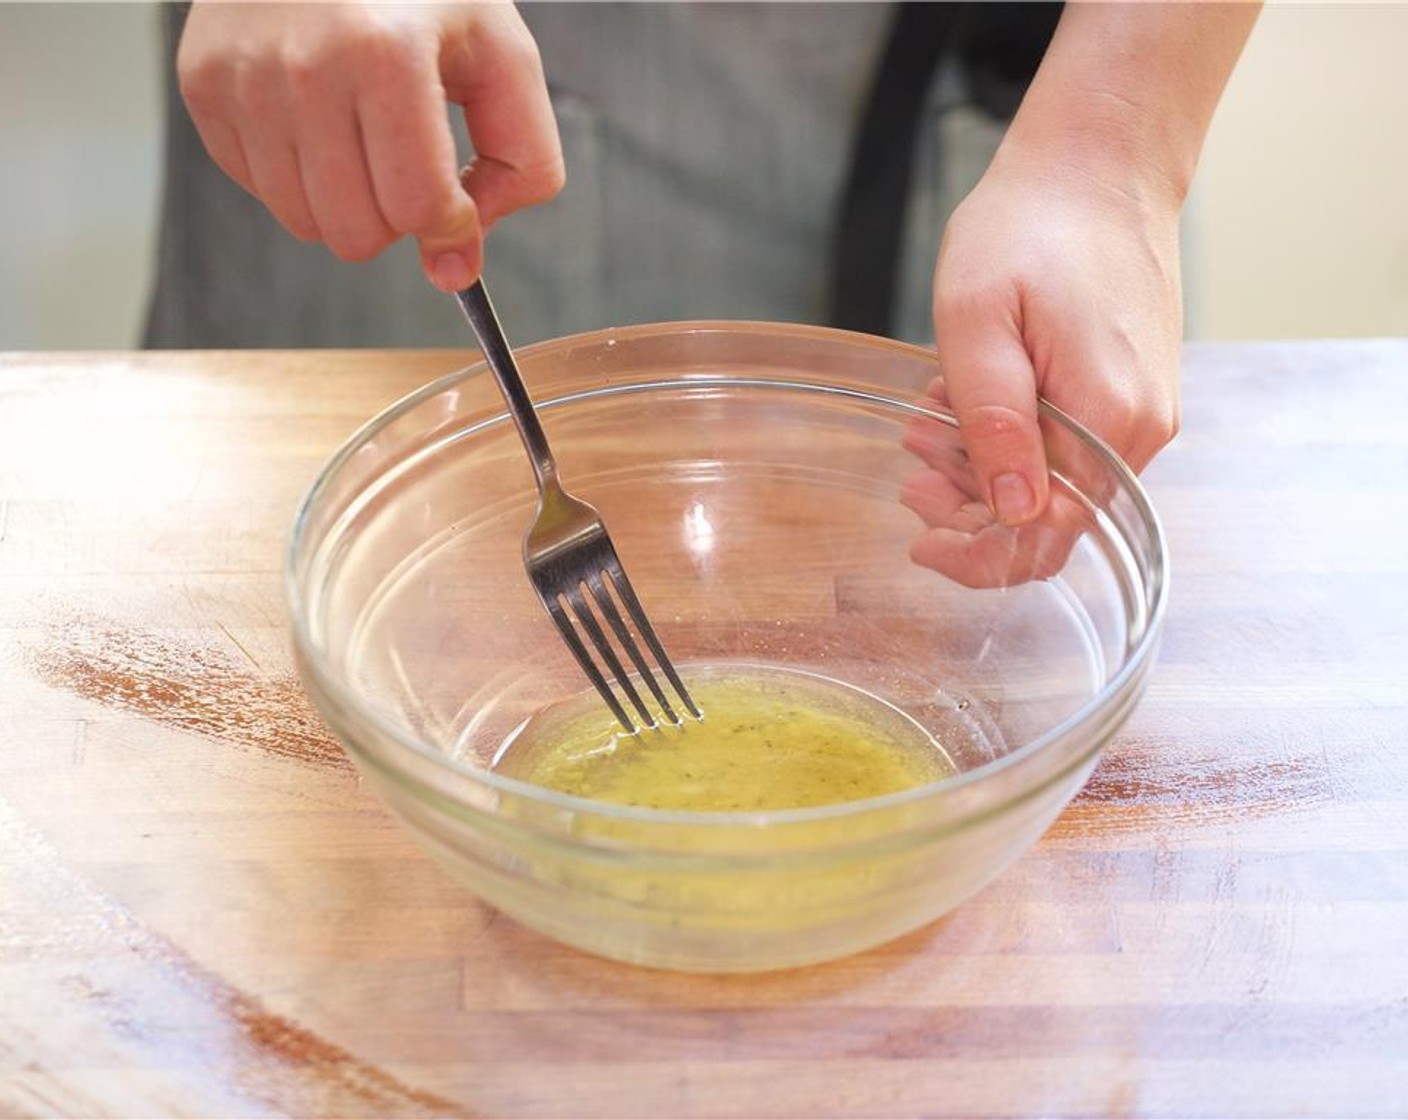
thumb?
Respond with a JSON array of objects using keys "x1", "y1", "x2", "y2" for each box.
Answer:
[
  {"x1": 416, "y1": 192, "x2": 485, "y2": 292},
  {"x1": 934, "y1": 293, "x2": 1050, "y2": 527}
]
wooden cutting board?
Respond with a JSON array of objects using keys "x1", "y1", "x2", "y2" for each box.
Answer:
[{"x1": 2, "y1": 342, "x2": 1406, "y2": 1118}]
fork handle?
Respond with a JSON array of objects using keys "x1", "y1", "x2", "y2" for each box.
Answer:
[{"x1": 455, "y1": 279, "x2": 558, "y2": 493}]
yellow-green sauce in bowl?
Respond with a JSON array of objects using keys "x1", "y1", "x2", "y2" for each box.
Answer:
[{"x1": 494, "y1": 664, "x2": 956, "y2": 811}]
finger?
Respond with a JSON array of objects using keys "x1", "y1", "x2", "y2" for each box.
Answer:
[
  {"x1": 1078, "y1": 373, "x2": 1181, "y2": 475},
  {"x1": 901, "y1": 468, "x2": 995, "y2": 534},
  {"x1": 934, "y1": 287, "x2": 1050, "y2": 527},
  {"x1": 355, "y1": 35, "x2": 484, "y2": 291},
  {"x1": 901, "y1": 415, "x2": 979, "y2": 498},
  {"x1": 443, "y1": 6, "x2": 565, "y2": 229},
  {"x1": 921, "y1": 373, "x2": 952, "y2": 411},
  {"x1": 239, "y1": 129, "x2": 321, "y2": 243},
  {"x1": 229, "y1": 70, "x2": 320, "y2": 242},
  {"x1": 911, "y1": 520, "x2": 1068, "y2": 590},
  {"x1": 910, "y1": 486, "x2": 1088, "y2": 589},
  {"x1": 911, "y1": 525, "x2": 1042, "y2": 590},
  {"x1": 176, "y1": 36, "x2": 257, "y2": 199},
  {"x1": 292, "y1": 69, "x2": 397, "y2": 262},
  {"x1": 188, "y1": 114, "x2": 257, "y2": 198}
]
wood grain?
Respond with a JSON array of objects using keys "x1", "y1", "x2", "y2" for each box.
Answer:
[{"x1": 3, "y1": 343, "x2": 1408, "y2": 1118}]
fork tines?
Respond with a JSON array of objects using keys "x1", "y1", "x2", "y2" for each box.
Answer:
[{"x1": 540, "y1": 558, "x2": 700, "y2": 735}]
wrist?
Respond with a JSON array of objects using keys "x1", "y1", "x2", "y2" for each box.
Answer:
[
  {"x1": 995, "y1": 1, "x2": 1261, "y2": 214},
  {"x1": 997, "y1": 86, "x2": 1195, "y2": 215}
]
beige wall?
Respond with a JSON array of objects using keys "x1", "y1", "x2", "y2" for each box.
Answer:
[
  {"x1": 1193, "y1": 2, "x2": 1408, "y2": 339},
  {"x1": 0, "y1": 3, "x2": 1403, "y2": 348}
]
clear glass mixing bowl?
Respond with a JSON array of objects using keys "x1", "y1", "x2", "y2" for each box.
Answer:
[{"x1": 287, "y1": 322, "x2": 1166, "y2": 971}]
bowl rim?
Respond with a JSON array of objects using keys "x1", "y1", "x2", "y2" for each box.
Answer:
[{"x1": 285, "y1": 320, "x2": 1168, "y2": 828}]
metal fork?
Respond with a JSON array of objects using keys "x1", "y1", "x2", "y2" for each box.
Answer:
[{"x1": 454, "y1": 279, "x2": 701, "y2": 734}]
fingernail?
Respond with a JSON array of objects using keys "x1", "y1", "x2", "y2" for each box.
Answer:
[
  {"x1": 992, "y1": 471, "x2": 1035, "y2": 526},
  {"x1": 429, "y1": 251, "x2": 473, "y2": 292}
]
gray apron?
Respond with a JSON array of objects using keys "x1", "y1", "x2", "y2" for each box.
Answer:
[{"x1": 143, "y1": 3, "x2": 1006, "y2": 350}]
